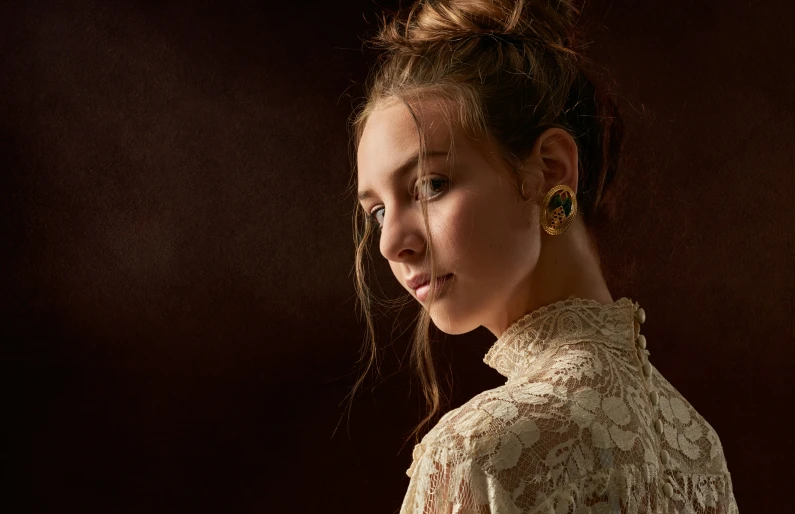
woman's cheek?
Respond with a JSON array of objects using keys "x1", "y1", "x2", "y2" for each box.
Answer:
[{"x1": 439, "y1": 202, "x2": 475, "y2": 248}]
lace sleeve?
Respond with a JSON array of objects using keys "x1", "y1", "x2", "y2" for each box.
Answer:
[
  {"x1": 400, "y1": 443, "x2": 517, "y2": 514},
  {"x1": 401, "y1": 442, "x2": 739, "y2": 514}
]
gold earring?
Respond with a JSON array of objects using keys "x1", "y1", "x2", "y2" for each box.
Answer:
[{"x1": 540, "y1": 184, "x2": 577, "y2": 235}]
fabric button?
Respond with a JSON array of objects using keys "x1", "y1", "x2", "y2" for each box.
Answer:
[
  {"x1": 637, "y1": 334, "x2": 647, "y2": 349},
  {"x1": 635, "y1": 307, "x2": 646, "y2": 324},
  {"x1": 660, "y1": 449, "x2": 670, "y2": 465},
  {"x1": 663, "y1": 482, "x2": 673, "y2": 498},
  {"x1": 654, "y1": 419, "x2": 663, "y2": 435},
  {"x1": 642, "y1": 361, "x2": 652, "y2": 378},
  {"x1": 650, "y1": 390, "x2": 659, "y2": 406}
]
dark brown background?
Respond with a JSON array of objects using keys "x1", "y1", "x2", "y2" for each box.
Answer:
[{"x1": 1, "y1": 0, "x2": 792, "y2": 512}]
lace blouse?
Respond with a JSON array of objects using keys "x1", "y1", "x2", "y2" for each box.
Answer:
[{"x1": 399, "y1": 296, "x2": 738, "y2": 514}]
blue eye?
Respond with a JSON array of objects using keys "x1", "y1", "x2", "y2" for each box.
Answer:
[{"x1": 368, "y1": 177, "x2": 449, "y2": 234}]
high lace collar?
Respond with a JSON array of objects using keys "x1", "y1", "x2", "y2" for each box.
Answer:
[{"x1": 483, "y1": 296, "x2": 639, "y2": 380}]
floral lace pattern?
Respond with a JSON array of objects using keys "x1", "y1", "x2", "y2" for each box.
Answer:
[{"x1": 400, "y1": 296, "x2": 738, "y2": 514}]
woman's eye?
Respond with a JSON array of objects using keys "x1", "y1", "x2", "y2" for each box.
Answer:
[
  {"x1": 369, "y1": 177, "x2": 449, "y2": 233},
  {"x1": 415, "y1": 177, "x2": 449, "y2": 200},
  {"x1": 370, "y1": 208, "x2": 384, "y2": 231}
]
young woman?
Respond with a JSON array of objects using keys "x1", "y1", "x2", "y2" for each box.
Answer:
[{"x1": 349, "y1": 1, "x2": 738, "y2": 512}]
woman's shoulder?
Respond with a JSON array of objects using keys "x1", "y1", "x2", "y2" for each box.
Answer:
[
  {"x1": 416, "y1": 379, "x2": 571, "y2": 462},
  {"x1": 412, "y1": 369, "x2": 649, "y2": 472},
  {"x1": 650, "y1": 364, "x2": 733, "y2": 474}
]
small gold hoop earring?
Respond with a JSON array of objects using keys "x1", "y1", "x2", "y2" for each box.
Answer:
[{"x1": 540, "y1": 184, "x2": 577, "y2": 236}]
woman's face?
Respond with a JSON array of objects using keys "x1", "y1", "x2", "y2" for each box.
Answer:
[{"x1": 356, "y1": 97, "x2": 580, "y2": 336}]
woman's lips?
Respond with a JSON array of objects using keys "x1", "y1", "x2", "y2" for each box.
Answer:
[{"x1": 415, "y1": 274, "x2": 453, "y2": 302}]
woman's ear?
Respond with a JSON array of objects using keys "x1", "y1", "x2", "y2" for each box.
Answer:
[
  {"x1": 528, "y1": 128, "x2": 579, "y2": 197},
  {"x1": 515, "y1": 148, "x2": 546, "y2": 205}
]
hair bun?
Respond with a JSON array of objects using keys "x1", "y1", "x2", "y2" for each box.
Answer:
[{"x1": 374, "y1": 0, "x2": 582, "y2": 53}]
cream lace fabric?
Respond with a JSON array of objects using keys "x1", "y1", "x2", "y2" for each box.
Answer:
[{"x1": 400, "y1": 296, "x2": 738, "y2": 514}]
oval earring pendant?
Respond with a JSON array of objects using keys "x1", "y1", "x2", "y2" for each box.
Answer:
[{"x1": 541, "y1": 184, "x2": 577, "y2": 235}]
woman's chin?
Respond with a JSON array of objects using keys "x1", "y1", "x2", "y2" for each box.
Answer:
[{"x1": 428, "y1": 310, "x2": 473, "y2": 336}]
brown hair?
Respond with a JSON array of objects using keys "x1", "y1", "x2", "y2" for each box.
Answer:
[{"x1": 343, "y1": 0, "x2": 625, "y2": 446}]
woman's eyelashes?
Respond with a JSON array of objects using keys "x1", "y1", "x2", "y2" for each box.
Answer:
[{"x1": 369, "y1": 177, "x2": 450, "y2": 233}]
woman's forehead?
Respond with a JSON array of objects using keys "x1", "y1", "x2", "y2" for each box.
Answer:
[
  {"x1": 361, "y1": 100, "x2": 454, "y2": 150},
  {"x1": 360, "y1": 101, "x2": 481, "y2": 171}
]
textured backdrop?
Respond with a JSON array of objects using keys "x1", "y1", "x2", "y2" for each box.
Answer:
[{"x1": 1, "y1": 0, "x2": 792, "y2": 512}]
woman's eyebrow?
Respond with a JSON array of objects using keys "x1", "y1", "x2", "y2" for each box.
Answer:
[{"x1": 358, "y1": 150, "x2": 449, "y2": 202}]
